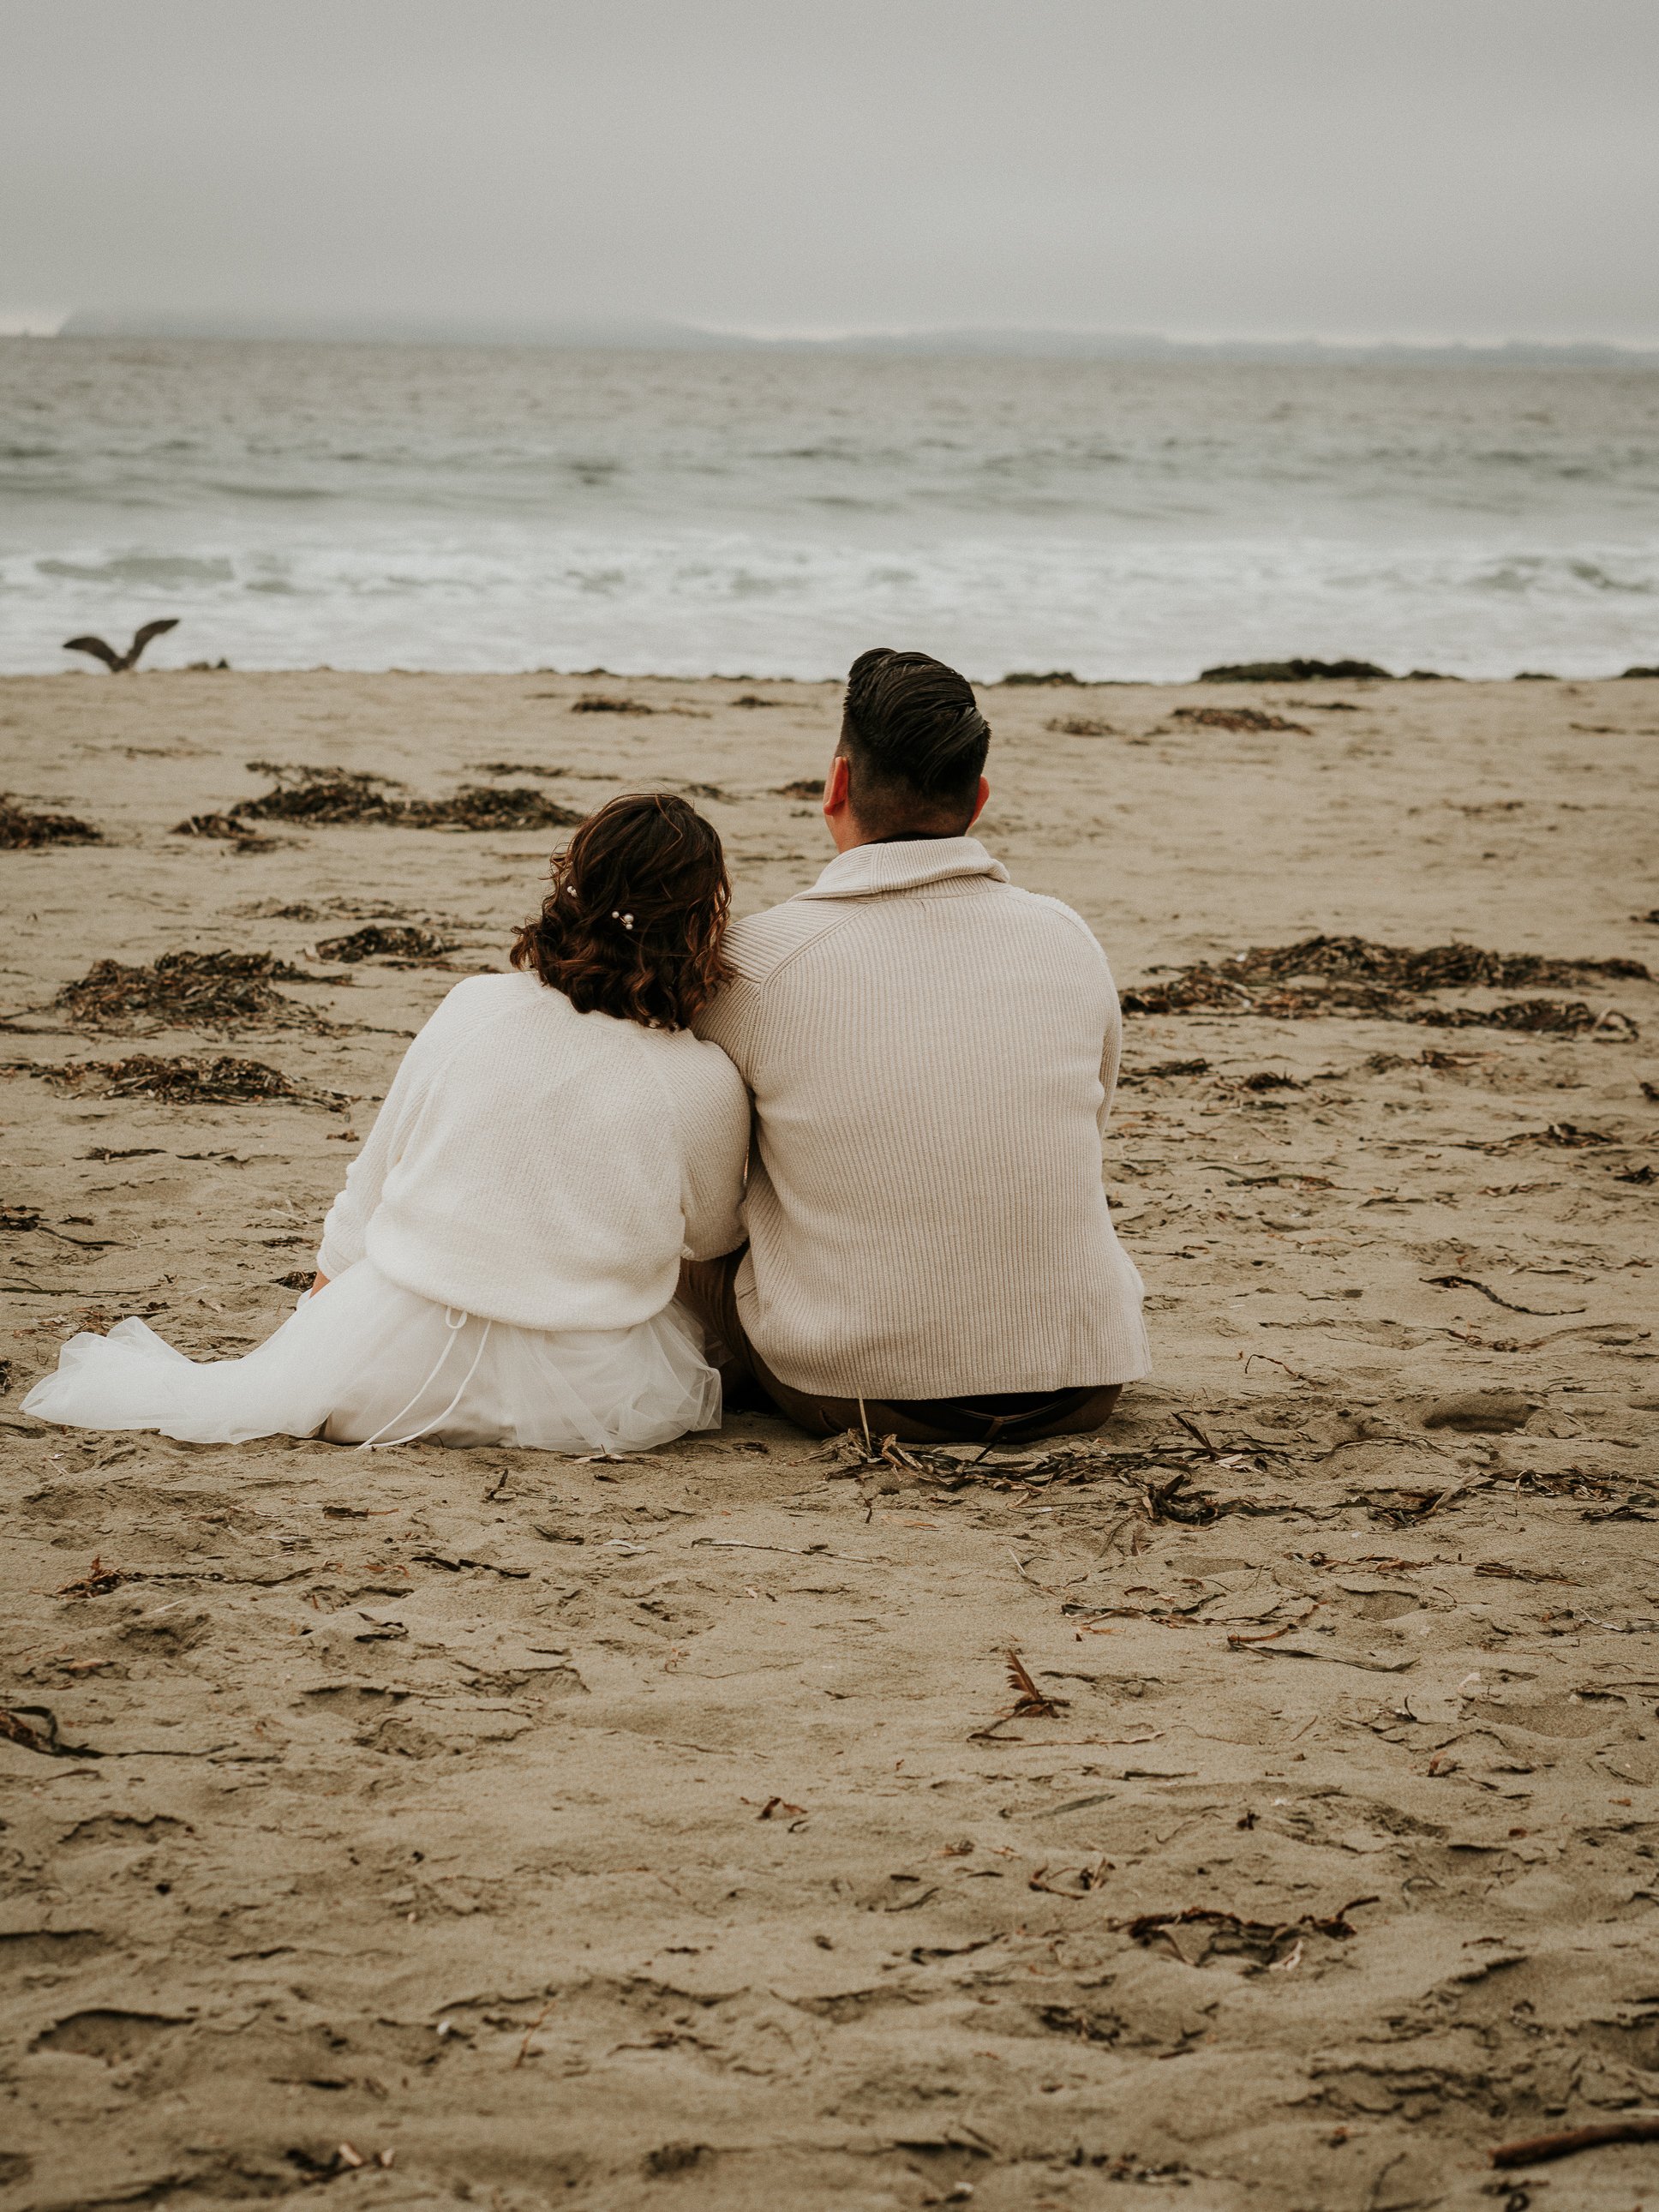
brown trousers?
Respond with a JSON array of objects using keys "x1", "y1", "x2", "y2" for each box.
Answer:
[{"x1": 677, "y1": 1250, "x2": 1122, "y2": 1445}]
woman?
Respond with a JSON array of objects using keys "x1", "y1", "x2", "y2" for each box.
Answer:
[{"x1": 24, "y1": 794, "x2": 750, "y2": 1455}]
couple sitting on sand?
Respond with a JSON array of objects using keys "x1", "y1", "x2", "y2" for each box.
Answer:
[{"x1": 26, "y1": 650, "x2": 1150, "y2": 1455}]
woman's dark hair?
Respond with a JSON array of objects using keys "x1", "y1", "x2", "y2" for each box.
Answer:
[{"x1": 511, "y1": 792, "x2": 732, "y2": 1029}]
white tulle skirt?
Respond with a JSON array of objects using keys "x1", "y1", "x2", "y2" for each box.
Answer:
[{"x1": 21, "y1": 1261, "x2": 722, "y2": 1455}]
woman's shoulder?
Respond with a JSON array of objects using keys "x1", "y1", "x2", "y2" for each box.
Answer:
[
  {"x1": 410, "y1": 968, "x2": 548, "y2": 1050},
  {"x1": 635, "y1": 1022, "x2": 749, "y2": 1100}
]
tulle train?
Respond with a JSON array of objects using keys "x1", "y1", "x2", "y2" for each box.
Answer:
[{"x1": 21, "y1": 1261, "x2": 721, "y2": 1454}]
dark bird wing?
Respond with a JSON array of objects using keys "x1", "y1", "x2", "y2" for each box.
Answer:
[
  {"x1": 63, "y1": 634, "x2": 122, "y2": 670},
  {"x1": 128, "y1": 618, "x2": 181, "y2": 665}
]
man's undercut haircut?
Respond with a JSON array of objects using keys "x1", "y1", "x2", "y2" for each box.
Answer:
[{"x1": 839, "y1": 648, "x2": 991, "y2": 838}]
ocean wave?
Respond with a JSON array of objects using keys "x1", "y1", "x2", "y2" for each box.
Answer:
[{"x1": 4, "y1": 528, "x2": 1656, "y2": 680}]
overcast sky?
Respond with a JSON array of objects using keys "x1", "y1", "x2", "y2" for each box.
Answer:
[{"x1": 3, "y1": 0, "x2": 1656, "y2": 343}]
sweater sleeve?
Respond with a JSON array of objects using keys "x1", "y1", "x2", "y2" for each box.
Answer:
[
  {"x1": 1097, "y1": 976, "x2": 1123, "y2": 1140},
  {"x1": 314, "y1": 1013, "x2": 439, "y2": 1279},
  {"x1": 674, "y1": 1049, "x2": 752, "y2": 1261}
]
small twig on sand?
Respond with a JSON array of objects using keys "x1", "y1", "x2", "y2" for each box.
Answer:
[
  {"x1": 1490, "y1": 2118, "x2": 1659, "y2": 2168},
  {"x1": 512, "y1": 2002, "x2": 554, "y2": 2069}
]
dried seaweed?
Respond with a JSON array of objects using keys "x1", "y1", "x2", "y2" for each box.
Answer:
[
  {"x1": 236, "y1": 763, "x2": 406, "y2": 824},
  {"x1": 399, "y1": 787, "x2": 584, "y2": 832},
  {"x1": 774, "y1": 780, "x2": 823, "y2": 799},
  {"x1": 1487, "y1": 1123, "x2": 1614, "y2": 1153},
  {"x1": 186, "y1": 763, "x2": 585, "y2": 836},
  {"x1": 170, "y1": 812, "x2": 278, "y2": 848},
  {"x1": 1170, "y1": 707, "x2": 1310, "y2": 734},
  {"x1": 476, "y1": 761, "x2": 567, "y2": 778},
  {"x1": 1045, "y1": 716, "x2": 1118, "y2": 737},
  {"x1": 1114, "y1": 1896, "x2": 1377, "y2": 1968},
  {"x1": 571, "y1": 694, "x2": 655, "y2": 715},
  {"x1": 56, "y1": 1556, "x2": 127, "y2": 1598},
  {"x1": 0, "y1": 1705, "x2": 102, "y2": 1759},
  {"x1": 1119, "y1": 1058, "x2": 1210, "y2": 1084},
  {"x1": 17, "y1": 1054, "x2": 343, "y2": 1108},
  {"x1": 2, "y1": 796, "x2": 103, "y2": 848},
  {"x1": 1200, "y1": 658, "x2": 1390, "y2": 682},
  {"x1": 313, "y1": 925, "x2": 456, "y2": 965},
  {"x1": 53, "y1": 950, "x2": 335, "y2": 1034},
  {"x1": 1122, "y1": 934, "x2": 1648, "y2": 1028}
]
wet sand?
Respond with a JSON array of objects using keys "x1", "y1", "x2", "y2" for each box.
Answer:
[{"x1": 3, "y1": 668, "x2": 1657, "y2": 2211}]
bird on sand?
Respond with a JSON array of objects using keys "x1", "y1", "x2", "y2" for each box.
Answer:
[{"x1": 63, "y1": 619, "x2": 180, "y2": 672}]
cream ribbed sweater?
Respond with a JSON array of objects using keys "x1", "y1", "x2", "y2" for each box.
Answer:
[
  {"x1": 317, "y1": 973, "x2": 750, "y2": 1331},
  {"x1": 696, "y1": 837, "x2": 1150, "y2": 1397}
]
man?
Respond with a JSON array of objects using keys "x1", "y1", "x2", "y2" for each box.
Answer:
[{"x1": 685, "y1": 646, "x2": 1149, "y2": 1444}]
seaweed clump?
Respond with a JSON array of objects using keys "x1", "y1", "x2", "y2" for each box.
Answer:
[
  {"x1": 54, "y1": 950, "x2": 337, "y2": 1034},
  {"x1": 1123, "y1": 935, "x2": 1648, "y2": 1035},
  {"x1": 314, "y1": 925, "x2": 455, "y2": 966},
  {"x1": 21, "y1": 1055, "x2": 341, "y2": 1107},
  {"x1": 173, "y1": 763, "x2": 584, "y2": 837},
  {"x1": 1200, "y1": 658, "x2": 1391, "y2": 683},
  {"x1": 1170, "y1": 706, "x2": 1309, "y2": 734},
  {"x1": 2, "y1": 797, "x2": 103, "y2": 849}
]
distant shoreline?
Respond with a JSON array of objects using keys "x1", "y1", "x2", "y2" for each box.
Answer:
[{"x1": 28, "y1": 319, "x2": 1659, "y2": 369}]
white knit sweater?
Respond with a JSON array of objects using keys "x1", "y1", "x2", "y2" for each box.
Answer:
[
  {"x1": 316, "y1": 972, "x2": 750, "y2": 1331},
  {"x1": 696, "y1": 837, "x2": 1151, "y2": 1397}
]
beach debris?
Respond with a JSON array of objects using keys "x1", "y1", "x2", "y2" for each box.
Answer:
[
  {"x1": 1112, "y1": 1897, "x2": 1377, "y2": 1969},
  {"x1": 1170, "y1": 706, "x2": 1310, "y2": 734},
  {"x1": 177, "y1": 762, "x2": 585, "y2": 836},
  {"x1": 52, "y1": 950, "x2": 337, "y2": 1034},
  {"x1": 1001, "y1": 669, "x2": 1081, "y2": 686},
  {"x1": 732, "y1": 694, "x2": 786, "y2": 708},
  {"x1": 1, "y1": 1705, "x2": 102, "y2": 1759},
  {"x1": 62, "y1": 618, "x2": 178, "y2": 673},
  {"x1": 971, "y1": 1650, "x2": 1069, "y2": 1739},
  {"x1": 1488, "y1": 1123, "x2": 1615, "y2": 1152},
  {"x1": 1422, "y1": 1274, "x2": 1584, "y2": 1316},
  {"x1": 56, "y1": 1556, "x2": 128, "y2": 1598},
  {"x1": 1119, "y1": 1058, "x2": 1210, "y2": 1083},
  {"x1": 2, "y1": 796, "x2": 103, "y2": 848},
  {"x1": 1200, "y1": 658, "x2": 1390, "y2": 682},
  {"x1": 13, "y1": 1053, "x2": 344, "y2": 1108},
  {"x1": 1045, "y1": 715, "x2": 1118, "y2": 736},
  {"x1": 571, "y1": 694, "x2": 655, "y2": 714},
  {"x1": 171, "y1": 811, "x2": 284, "y2": 851},
  {"x1": 476, "y1": 761, "x2": 568, "y2": 777},
  {"x1": 774, "y1": 779, "x2": 823, "y2": 799},
  {"x1": 313, "y1": 924, "x2": 455, "y2": 965},
  {"x1": 1122, "y1": 934, "x2": 1647, "y2": 1029},
  {"x1": 1490, "y1": 2119, "x2": 1659, "y2": 2168}
]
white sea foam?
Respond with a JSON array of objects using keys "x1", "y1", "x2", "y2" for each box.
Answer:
[{"x1": 3, "y1": 339, "x2": 1656, "y2": 678}]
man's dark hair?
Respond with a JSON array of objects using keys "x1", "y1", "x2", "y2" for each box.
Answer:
[{"x1": 838, "y1": 648, "x2": 990, "y2": 837}]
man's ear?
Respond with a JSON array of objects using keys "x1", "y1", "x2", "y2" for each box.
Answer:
[
  {"x1": 823, "y1": 753, "x2": 852, "y2": 819},
  {"x1": 967, "y1": 774, "x2": 990, "y2": 828}
]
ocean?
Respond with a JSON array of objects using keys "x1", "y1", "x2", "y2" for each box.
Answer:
[{"x1": 3, "y1": 336, "x2": 1656, "y2": 680}]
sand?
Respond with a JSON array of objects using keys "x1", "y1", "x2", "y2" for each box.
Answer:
[{"x1": 3, "y1": 667, "x2": 1657, "y2": 2212}]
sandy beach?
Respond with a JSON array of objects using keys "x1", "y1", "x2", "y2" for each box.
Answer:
[{"x1": 3, "y1": 666, "x2": 1657, "y2": 2211}]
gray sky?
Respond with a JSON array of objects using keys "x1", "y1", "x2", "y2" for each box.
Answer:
[{"x1": 3, "y1": 0, "x2": 1656, "y2": 343}]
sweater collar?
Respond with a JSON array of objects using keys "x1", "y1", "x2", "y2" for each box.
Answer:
[{"x1": 794, "y1": 835, "x2": 1009, "y2": 902}]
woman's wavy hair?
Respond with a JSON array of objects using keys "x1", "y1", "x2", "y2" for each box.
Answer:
[{"x1": 511, "y1": 792, "x2": 733, "y2": 1030}]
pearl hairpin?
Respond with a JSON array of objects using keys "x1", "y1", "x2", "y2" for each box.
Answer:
[{"x1": 612, "y1": 910, "x2": 634, "y2": 931}]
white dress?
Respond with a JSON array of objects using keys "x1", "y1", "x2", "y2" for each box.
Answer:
[
  {"x1": 21, "y1": 1264, "x2": 720, "y2": 1454},
  {"x1": 23, "y1": 972, "x2": 752, "y2": 1456}
]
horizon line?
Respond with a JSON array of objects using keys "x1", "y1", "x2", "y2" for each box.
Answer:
[{"x1": 10, "y1": 309, "x2": 1659, "y2": 362}]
